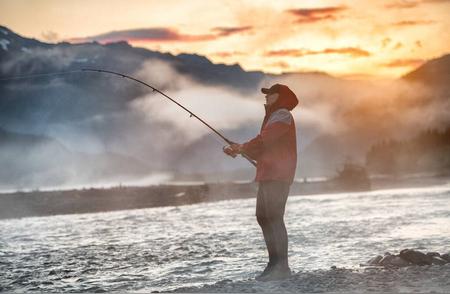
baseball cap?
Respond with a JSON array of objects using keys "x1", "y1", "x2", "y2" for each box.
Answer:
[
  {"x1": 261, "y1": 83, "x2": 299, "y2": 110},
  {"x1": 261, "y1": 83, "x2": 286, "y2": 95}
]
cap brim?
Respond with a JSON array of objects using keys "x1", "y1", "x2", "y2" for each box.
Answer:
[{"x1": 261, "y1": 88, "x2": 270, "y2": 94}]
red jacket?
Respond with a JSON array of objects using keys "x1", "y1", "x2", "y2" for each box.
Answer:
[{"x1": 242, "y1": 85, "x2": 298, "y2": 184}]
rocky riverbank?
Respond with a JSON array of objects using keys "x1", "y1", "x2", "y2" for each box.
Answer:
[
  {"x1": 172, "y1": 249, "x2": 450, "y2": 293},
  {"x1": 172, "y1": 264, "x2": 450, "y2": 293}
]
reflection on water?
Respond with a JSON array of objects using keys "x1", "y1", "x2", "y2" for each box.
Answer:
[{"x1": 1, "y1": 185, "x2": 449, "y2": 292}]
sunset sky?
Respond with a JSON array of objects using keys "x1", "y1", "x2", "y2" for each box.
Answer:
[{"x1": 1, "y1": 0, "x2": 449, "y2": 78}]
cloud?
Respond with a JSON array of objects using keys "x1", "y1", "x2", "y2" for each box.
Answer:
[
  {"x1": 392, "y1": 20, "x2": 435, "y2": 26},
  {"x1": 265, "y1": 49, "x2": 303, "y2": 57},
  {"x1": 385, "y1": 1, "x2": 419, "y2": 9},
  {"x1": 316, "y1": 48, "x2": 371, "y2": 57},
  {"x1": 209, "y1": 51, "x2": 246, "y2": 58},
  {"x1": 68, "y1": 26, "x2": 252, "y2": 44},
  {"x1": 381, "y1": 37, "x2": 392, "y2": 48},
  {"x1": 211, "y1": 26, "x2": 253, "y2": 36},
  {"x1": 287, "y1": 6, "x2": 347, "y2": 23},
  {"x1": 382, "y1": 58, "x2": 425, "y2": 67},
  {"x1": 68, "y1": 27, "x2": 217, "y2": 44},
  {"x1": 394, "y1": 42, "x2": 403, "y2": 50},
  {"x1": 265, "y1": 47, "x2": 371, "y2": 58},
  {"x1": 41, "y1": 30, "x2": 60, "y2": 43},
  {"x1": 385, "y1": 0, "x2": 450, "y2": 9},
  {"x1": 268, "y1": 61, "x2": 291, "y2": 70},
  {"x1": 422, "y1": 0, "x2": 450, "y2": 3}
]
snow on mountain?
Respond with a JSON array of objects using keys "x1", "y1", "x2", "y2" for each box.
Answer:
[{"x1": 0, "y1": 39, "x2": 10, "y2": 50}]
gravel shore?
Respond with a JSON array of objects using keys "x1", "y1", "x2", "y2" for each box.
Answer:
[{"x1": 173, "y1": 264, "x2": 450, "y2": 293}]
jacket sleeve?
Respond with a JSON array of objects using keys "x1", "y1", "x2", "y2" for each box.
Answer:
[
  {"x1": 241, "y1": 135, "x2": 263, "y2": 160},
  {"x1": 241, "y1": 121, "x2": 291, "y2": 160}
]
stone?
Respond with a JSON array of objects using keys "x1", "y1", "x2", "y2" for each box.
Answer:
[
  {"x1": 363, "y1": 250, "x2": 449, "y2": 268},
  {"x1": 390, "y1": 256, "x2": 410, "y2": 267},
  {"x1": 379, "y1": 254, "x2": 396, "y2": 266},
  {"x1": 431, "y1": 256, "x2": 448, "y2": 265},
  {"x1": 400, "y1": 249, "x2": 410, "y2": 255},
  {"x1": 366, "y1": 255, "x2": 383, "y2": 265},
  {"x1": 379, "y1": 255, "x2": 410, "y2": 267},
  {"x1": 399, "y1": 249, "x2": 433, "y2": 266},
  {"x1": 441, "y1": 253, "x2": 450, "y2": 262}
]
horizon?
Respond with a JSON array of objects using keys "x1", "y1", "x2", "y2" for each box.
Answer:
[{"x1": 1, "y1": 0, "x2": 449, "y2": 79}]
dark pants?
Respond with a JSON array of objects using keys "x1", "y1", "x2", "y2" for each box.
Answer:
[{"x1": 256, "y1": 181, "x2": 290, "y2": 268}]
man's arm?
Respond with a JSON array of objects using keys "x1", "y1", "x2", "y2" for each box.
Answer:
[
  {"x1": 239, "y1": 111, "x2": 292, "y2": 159},
  {"x1": 225, "y1": 110, "x2": 292, "y2": 160},
  {"x1": 239, "y1": 135, "x2": 264, "y2": 160}
]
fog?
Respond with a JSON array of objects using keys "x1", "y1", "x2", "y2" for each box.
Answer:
[
  {"x1": 1, "y1": 44, "x2": 448, "y2": 189},
  {"x1": 131, "y1": 59, "x2": 263, "y2": 143}
]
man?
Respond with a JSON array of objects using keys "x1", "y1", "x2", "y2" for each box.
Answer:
[{"x1": 223, "y1": 83, "x2": 298, "y2": 281}]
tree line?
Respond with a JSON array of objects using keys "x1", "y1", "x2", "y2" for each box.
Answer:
[{"x1": 366, "y1": 128, "x2": 450, "y2": 175}]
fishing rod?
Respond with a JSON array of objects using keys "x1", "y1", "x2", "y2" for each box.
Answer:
[{"x1": 0, "y1": 68, "x2": 257, "y2": 167}]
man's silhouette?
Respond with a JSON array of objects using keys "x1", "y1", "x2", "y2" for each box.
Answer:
[{"x1": 224, "y1": 84, "x2": 298, "y2": 281}]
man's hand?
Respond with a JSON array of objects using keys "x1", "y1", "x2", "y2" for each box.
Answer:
[{"x1": 223, "y1": 143, "x2": 242, "y2": 158}]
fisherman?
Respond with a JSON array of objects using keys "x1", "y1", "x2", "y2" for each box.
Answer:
[{"x1": 224, "y1": 84, "x2": 298, "y2": 281}]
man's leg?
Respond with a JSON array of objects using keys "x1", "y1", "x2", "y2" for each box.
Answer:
[
  {"x1": 256, "y1": 183, "x2": 277, "y2": 276},
  {"x1": 257, "y1": 215, "x2": 288, "y2": 267},
  {"x1": 256, "y1": 215, "x2": 277, "y2": 265},
  {"x1": 269, "y1": 216, "x2": 289, "y2": 268},
  {"x1": 255, "y1": 181, "x2": 291, "y2": 279}
]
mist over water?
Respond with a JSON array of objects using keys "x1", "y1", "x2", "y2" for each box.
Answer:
[
  {"x1": 1, "y1": 37, "x2": 449, "y2": 188},
  {"x1": 131, "y1": 59, "x2": 263, "y2": 142},
  {"x1": 1, "y1": 185, "x2": 449, "y2": 292}
]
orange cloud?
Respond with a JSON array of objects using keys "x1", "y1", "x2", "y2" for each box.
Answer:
[
  {"x1": 68, "y1": 26, "x2": 252, "y2": 44},
  {"x1": 265, "y1": 49, "x2": 305, "y2": 57},
  {"x1": 382, "y1": 58, "x2": 425, "y2": 67},
  {"x1": 422, "y1": 0, "x2": 450, "y2": 3},
  {"x1": 392, "y1": 20, "x2": 435, "y2": 26},
  {"x1": 381, "y1": 38, "x2": 392, "y2": 48},
  {"x1": 385, "y1": 0, "x2": 450, "y2": 9},
  {"x1": 268, "y1": 61, "x2": 291, "y2": 70},
  {"x1": 211, "y1": 26, "x2": 252, "y2": 36},
  {"x1": 394, "y1": 42, "x2": 403, "y2": 49},
  {"x1": 265, "y1": 47, "x2": 371, "y2": 57},
  {"x1": 41, "y1": 30, "x2": 59, "y2": 43},
  {"x1": 286, "y1": 6, "x2": 347, "y2": 23},
  {"x1": 321, "y1": 48, "x2": 371, "y2": 57},
  {"x1": 385, "y1": 1, "x2": 419, "y2": 9},
  {"x1": 68, "y1": 27, "x2": 217, "y2": 43},
  {"x1": 209, "y1": 51, "x2": 246, "y2": 58}
]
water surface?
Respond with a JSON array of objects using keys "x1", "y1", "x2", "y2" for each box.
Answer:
[{"x1": 1, "y1": 185, "x2": 449, "y2": 292}]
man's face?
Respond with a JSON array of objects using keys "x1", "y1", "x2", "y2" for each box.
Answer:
[{"x1": 265, "y1": 92, "x2": 279, "y2": 106}]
